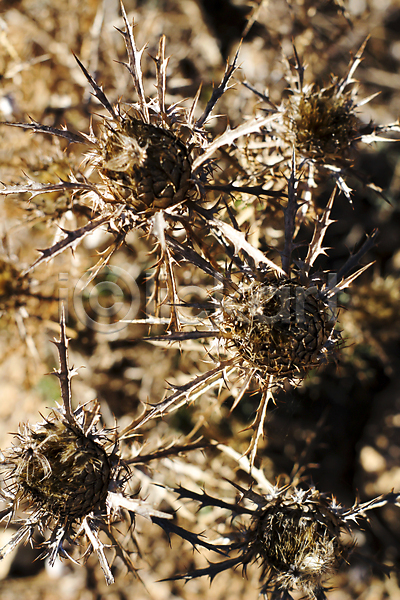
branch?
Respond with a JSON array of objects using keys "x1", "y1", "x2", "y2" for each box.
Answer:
[
  {"x1": 281, "y1": 155, "x2": 298, "y2": 275},
  {"x1": 172, "y1": 485, "x2": 252, "y2": 515},
  {"x1": 124, "y1": 438, "x2": 209, "y2": 464},
  {"x1": 163, "y1": 556, "x2": 244, "y2": 583},
  {"x1": 196, "y1": 44, "x2": 241, "y2": 128},
  {"x1": 1, "y1": 120, "x2": 88, "y2": 144},
  {"x1": 0, "y1": 179, "x2": 98, "y2": 199},
  {"x1": 305, "y1": 186, "x2": 337, "y2": 270},
  {"x1": 137, "y1": 359, "x2": 238, "y2": 428},
  {"x1": 324, "y1": 229, "x2": 379, "y2": 296},
  {"x1": 152, "y1": 516, "x2": 228, "y2": 554},
  {"x1": 192, "y1": 114, "x2": 278, "y2": 172},
  {"x1": 74, "y1": 54, "x2": 117, "y2": 119},
  {"x1": 210, "y1": 219, "x2": 285, "y2": 276},
  {"x1": 153, "y1": 35, "x2": 169, "y2": 120},
  {"x1": 52, "y1": 307, "x2": 75, "y2": 425},
  {"x1": 22, "y1": 215, "x2": 110, "y2": 275},
  {"x1": 117, "y1": 1, "x2": 150, "y2": 123}
]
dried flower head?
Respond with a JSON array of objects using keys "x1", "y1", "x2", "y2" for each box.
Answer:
[
  {"x1": 172, "y1": 448, "x2": 400, "y2": 600},
  {"x1": 283, "y1": 43, "x2": 364, "y2": 163},
  {"x1": 289, "y1": 84, "x2": 359, "y2": 159},
  {"x1": 94, "y1": 114, "x2": 193, "y2": 213},
  {"x1": 5, "y1": 412, "x2": 111, "y2": 521},
  {"x1": 253, "y1": 486, "x2": 345, "y2": 596},
  {"x1": 215, "y1": 275, "x2": 337, "y2": 379},
  {"x1": 243, "y1": 39, "x2": 400, "y2": 204}
]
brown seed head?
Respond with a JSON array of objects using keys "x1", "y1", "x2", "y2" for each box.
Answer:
[
  {"x1": 216, "y1": 278, "x2": 338, "y2": 378},
  {"x1": 253, "y1": 487, "x2": 347, "y2": 595},
  {"x1": 287, "y1": 85, "x2": 359, "y2": 159},
  {"x1": 97, "y1": 116, "x2": 193, "y2": 213},
  {"x1": 5, "y1": 412, "x2": 111, "y2": 521}
]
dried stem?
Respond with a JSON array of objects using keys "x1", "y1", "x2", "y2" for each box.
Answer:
[
  {"x1": 196, "y1": 44, "x2": 241, "y2": 128},
  {"x1": 118, "y1": 0, "x2": 150, "y2": 123},
  {"x1": 52, "y1": 306, "x2": 75, "y2": 425},
  {"x1": 154, "y1": 35, "x2": 168, "y2": 121},
  {"x1": 281, "y1": 155, "x2": 299, "y2": 275}
]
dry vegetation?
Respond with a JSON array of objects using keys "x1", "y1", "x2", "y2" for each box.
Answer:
[{"x1": 1, "y1": 1, "x2": 400, "y2": 599}]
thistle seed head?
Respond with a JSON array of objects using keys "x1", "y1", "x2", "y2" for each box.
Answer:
[
  {"x1": 216, "y1": 277, "x2": 338, "y2": 378},
  {"x1": 287, "y1": 85, "x2": 359, "y2": 159},
  {"x1": 170, "y1": 448, "x2": 400, "y2": 599},
  {"x1": 6, "y1": 413, "x2": 111, "y2": 520},
  {"x1": 253, "y1": 487, "x2": 345, "y2": 596},
  {"x1": 0, "y1": 399, "x2": 117, "y2": 535},
  {"x1": 96, "y1": 115, "x2": 193, "y2": 213},
  {"x1": 0, "y1": 312, "x2": 178, "y2": 585}
]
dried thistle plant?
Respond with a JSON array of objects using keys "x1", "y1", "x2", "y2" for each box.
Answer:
[
  {"x1": 0, "y1": 310, "x2": 212, "y2": 585},
  {"x1": 242, "y1": 39, "x2": 400, "y2": 204},
  {"x1": 0, "y1": 2, "x2": 399, "y2": 597},
  {"x1": 0, "y1": 2, "x2": 276, "y2": 330},
  {"x1": 171, "y1": 447, "x2": 400, "y2": 600},
  {"x1": 139, "y1": 181, "x2": 377, "y2": 462}
]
